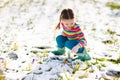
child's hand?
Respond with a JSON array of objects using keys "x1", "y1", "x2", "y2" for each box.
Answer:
[{"x1": 71, "y1": 44, "x2": 80, "y2": 53}]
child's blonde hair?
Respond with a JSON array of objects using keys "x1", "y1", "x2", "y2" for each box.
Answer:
[{"x1": 55, "y1": 8, "x2": 74, "y2": 30}]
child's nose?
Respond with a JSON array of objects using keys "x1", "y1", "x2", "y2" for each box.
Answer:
[
  {"x1": 69, "y1": 24, "x2": 72, "y2": 27},
  {"x1": 68, "y1": 24, "x2": 71, "y2": 26}
]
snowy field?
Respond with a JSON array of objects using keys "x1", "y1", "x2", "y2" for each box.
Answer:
[{"x1": 0, "y1": 0, "x2": 120, "y2": 80}]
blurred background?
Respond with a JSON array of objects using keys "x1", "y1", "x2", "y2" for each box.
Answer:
[{"x1": 0, "y1": 0, "x2": 120, "y2": 80}]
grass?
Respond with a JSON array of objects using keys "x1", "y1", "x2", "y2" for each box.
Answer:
[
  {"x1": 107, "y1": 29, "x2": 116, "y2": 35},
  {"x1": 106, "y1": 2, "x2": 120, "y2": 9},
  {"x1": 0, "y1": 70, "x2": 5, "y2": 80},
  {"x1": 107, "y1": 56, "x2": 120, "y2": 64},
  {"x1": 72, "y1": 61, "x2": 80, "y2": 74}
]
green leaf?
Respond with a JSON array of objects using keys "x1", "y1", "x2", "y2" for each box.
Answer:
[
  {"x1": 72, "y1": 61, "x2": 80, "y2": 74},
  {"x1": 106, "y1": 2, "x2": 120, "y2": 9},
  {"x1": 68, "y1": 51, "x2": 71, "y2": 58},
  {"x1": 92, "y1": 59, "x2": 98, "y2": 65},
  {"x1": 100, "y1": 63, "x2": 106, "y2": 67},
  {"x1": 89, "y1": 69, "x2": 94, "y2": 73},
  {"x1": 97, "y1": 58, "x2": 105, "y2": 62}
]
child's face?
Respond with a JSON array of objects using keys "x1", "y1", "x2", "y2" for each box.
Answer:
[{"x1": 61, "y1": 19, "x2": 75, "y2": 30}]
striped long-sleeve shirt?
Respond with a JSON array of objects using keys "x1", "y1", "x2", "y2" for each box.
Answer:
[{"x1": 62, "y1": 23, "x2": 87, "y2": 47}]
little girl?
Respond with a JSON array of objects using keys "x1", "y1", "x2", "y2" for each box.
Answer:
[{"x1": 52, "y1": 8, "x2": 91, "y2": 61}]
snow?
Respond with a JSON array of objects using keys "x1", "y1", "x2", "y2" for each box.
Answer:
[{"x1": 0, "y1": 0, "x2": 120, "y2": 80}]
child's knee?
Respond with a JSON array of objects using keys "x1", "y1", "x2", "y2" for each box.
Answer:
[
  {"x1": 65, "y1": 41, "x2": 77, "y2": 49},
  {"x1": 56, "y1": 35, "x2": 62, "y2": 41},
  {"x1": 65, "y1": 41, "x2": 71, "y2": 47},
  {"x1": 56, "y1": 35, "x2": 67, "y2": 42}
]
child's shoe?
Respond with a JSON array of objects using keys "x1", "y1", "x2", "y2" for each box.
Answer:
[
  {"x1": 74, "y1": 48, "x2": 91, "y2": 61},
  {"x1": 51, "y1": 47, "x2": 65, "y2": 55}
]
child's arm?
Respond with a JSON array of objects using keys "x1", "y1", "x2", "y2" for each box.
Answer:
[
  {"x1": 71, "y1": 44, "x2": 80, "y2": 53},
  {"x1": 71, "y1": 26, "x2": 87, "y2": 53},
  {"x1": 77, "y1": 27, "x2": 87, "y2": 47}
]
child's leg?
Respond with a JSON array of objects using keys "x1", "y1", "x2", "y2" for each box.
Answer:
[
  {"x1": 76, "y1": 48, "x2": 91, "y2": 61},
  {"x1": 65, "y1": 40, "x2": 91, "y2": 61},
  {"x1": 56, "y1": 35, "x2": 68, "y2": 48},
  {"x1": 65, "y1": 40, "x2": 84, "y2": 53},
  {"x1": 52, "y1": 35, "x2": 68, "y2": 55}
]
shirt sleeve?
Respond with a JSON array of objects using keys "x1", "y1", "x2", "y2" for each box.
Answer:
[{"x1": 77, "y1": 27, "x2": 87, "y2": 47}]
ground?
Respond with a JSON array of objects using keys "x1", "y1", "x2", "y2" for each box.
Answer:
[{"x1": 0, "y1": 0, "x2": 120, "y2": 80}]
